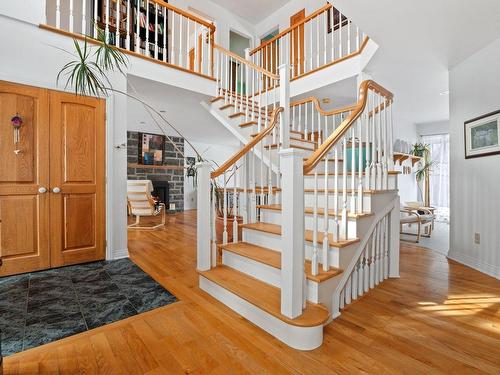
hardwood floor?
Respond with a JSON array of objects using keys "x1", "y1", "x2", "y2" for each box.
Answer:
[{"x1": 4, "y1": 210, "x2": 500, "y2": 374}]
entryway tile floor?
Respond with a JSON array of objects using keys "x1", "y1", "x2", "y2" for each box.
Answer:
[{"x1": 0, "y1": 258, "x2": 177, "y2": 356}]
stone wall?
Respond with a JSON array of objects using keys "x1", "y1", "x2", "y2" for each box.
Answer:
[{"x1": 127, "y1": 131, "x2": 185, "y2": 211}]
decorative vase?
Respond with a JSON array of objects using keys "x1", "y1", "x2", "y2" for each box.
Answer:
[{"x1": 215, "y1": 215, "x2": 243, "y2": 244}]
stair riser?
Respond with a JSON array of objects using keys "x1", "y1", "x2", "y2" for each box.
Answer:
[
  {"x1": 222, "y1": 250, "x2": 333, "y2": 304},
  {"x1": 199, "y1": 276, "x2": 325, "y2": 350},
  {"x1": 260, "y1": 209, "x2": 359, "y2": 238},
  {"x1": 303, "y1": 175, "x2": 398, "y2": 190},
  {"x1": 222, "y1": 250, "x2": 281, "y2": 288},
  {"x1": 304, "y1": 194, "x2": 373, "y2": 213},
  {"x1": 241, "y1": 228, "x2": 353, "y2": 268}
]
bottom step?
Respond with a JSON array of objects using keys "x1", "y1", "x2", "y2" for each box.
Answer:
[{"x1": 198, "y1": 266, "x2": 329, "y2": 350}]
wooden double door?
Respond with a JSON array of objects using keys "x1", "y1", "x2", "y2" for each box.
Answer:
[{"x1": 0, "y1": 81, "x2": 106, "y2": 277}]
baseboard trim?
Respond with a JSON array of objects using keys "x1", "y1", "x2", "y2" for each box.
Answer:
[
  {"x1": 112, "y1": 248, "x2": 129, "y2": 260},
  {"x1": 447, "y1": 251, "x2": 500, "y2": 280}
]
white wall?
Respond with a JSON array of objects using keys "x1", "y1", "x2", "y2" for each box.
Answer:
[
  {"x1": 417, "y1": 120, "x2": 449, "y2": 136},
  {"x1": 170, "y1": 0, "x2": 256, "y2": 49},
  {"x1": 184, "y1": 140, "x2": 240, "y2": 210},
  {"x1": 448, "y1": 37, "x2": 500, "y2": 279}
]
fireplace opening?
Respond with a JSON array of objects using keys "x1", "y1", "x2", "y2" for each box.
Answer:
[{"x1": 151, "y1": 180, "x2": 169, "y2": 207}]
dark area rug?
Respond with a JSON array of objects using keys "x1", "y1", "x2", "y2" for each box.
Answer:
[{"x1": 0, "y1": 258, "x2": 177, "y2": 356}]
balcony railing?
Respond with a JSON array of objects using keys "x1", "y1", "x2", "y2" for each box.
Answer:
[
  {"x1": 44, "y1": 0, "x2": 215, "y2": 78},
  {"x1": 249, "y1": 3, "x2": 367, "y2": 81}
]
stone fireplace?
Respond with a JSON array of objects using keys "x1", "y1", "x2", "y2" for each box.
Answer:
[{"x1": 127, "y1": 131, "x2": 184, "y2": 211}]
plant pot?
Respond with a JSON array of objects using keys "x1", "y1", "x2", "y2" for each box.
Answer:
[{"x1": 216, "y1": 215, "x2": 243, "y2": 243}]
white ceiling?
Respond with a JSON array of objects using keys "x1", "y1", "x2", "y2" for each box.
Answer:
[
  {"x1": 210, "y1": 0, "x2": 291, "y2": 23},
  {"x1": 332, "y1": 0, "x2": 500, "y2": 125},
  {"x1": 127, "y1": 75, "x2": 239, "y2": 146}
]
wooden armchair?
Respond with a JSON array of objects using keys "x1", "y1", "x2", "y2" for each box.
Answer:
[
  {"x1": 400, "y1": 208, "x2": 434, "y2": 243},
  {"x1": 127, "y1": 180, "x2": 166, "y2": 230}
]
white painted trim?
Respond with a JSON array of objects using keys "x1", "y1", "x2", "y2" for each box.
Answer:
[
  {"x1": 222, "y1": 250, "x2": 281, "y2": 288},
  {"x1": 199, "y1": 275, "x2": 324, "y2": 350},
  {"x1": 112, "y1": 248, "x2": 130, "y2": 260},
  {"x1": 447, "y1": 251, "x2": 500, "y2": 280}
]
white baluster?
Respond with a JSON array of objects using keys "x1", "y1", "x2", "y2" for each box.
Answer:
[
  {"x1": 55, "y1": 0, "x2": 61, "y2": 29},
  {"x1": 338, "y1": 11, "x2": 342, "y2": 58},
  {"x1": 347, "y1": 19, "x2": 351, "y2": 54},
  {"x1": 211, "y1": 181, "x2": 217, "y2": 266},
  {"x1": 370, "y1": 224, "x2": 376, "y2": 289},
  {"x1": 358, "y1": 251, "x2": 364, "y2": 296},
  {"x1": 322, "y1": 148, "x2": 330, "y2": 271},
  {"x1": 330, "y1": 6, "x2": 334, "y2": 62},
  {"x1": 351, "y1": 261, "x2": 358, "y2": 300},
  {"x1": 223, "y1": 172, "x2": 228, "y2": 244},
  {"x1": 364, "y1": 238, "x2": 370, "y2": 293},
  {"x1": 233, "y1": 174, "x2": 238, "y2": 242},
  {"x1": 341, "y1": 136, "x2": 348, "y2": 240},
  {"x1": 93, "y1": 0, "x2": 98, "y2": 37},
  {"x1": 114, "y1": 0, "x2": 119, "y2": 46},
  {"x1": 333, "y1": 147, "x2": 339, "y2": 242},
  {"x1": 345, "y1": 276, "x2": 352, "y2": 305},
  {"x1": 105, "y1": 0, "x2": 110, "y2": 41},
  {"x1": 125, "y1": 0, "x2": 131, "y2": 49},
  {"x1": 358, "y1": 118, "x2": 364, "y2": 213},
  {"x1": 316, "y1": 16, "x2": 320, "y2": 69},
  {"x1": 312, "y1": 169, "x2": 319, "y2": 276},
  {"x1": 153, "y1": 3, "x2": 158, "y2": 58},
  {"x1": 179, "y1": 14, "x2": 184, "y2": 66},
  {"x1": 145, "y1": 0, "x2": 149, "y2": 57},
  {"x1": 377, "y1": 93, "x2": 383, "y2": 190},
  {"x1": 162, "y1": 7, "x2": 167, "y2": 61},
  {"x1": 350, "y1": 128, "x2": 356, "y2": 213},
  {"x1": 323, "y1": 11, "x2": 327, "y2": 65},
  {"x1": 82, "y1": 0, "x2": 87, "y2": 35},
  {"x1": 135, "y1": 0, "x2": 140, "y2": 52}
]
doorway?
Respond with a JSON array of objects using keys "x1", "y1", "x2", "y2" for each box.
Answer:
[
  {"x1": 229, "y1": 30, "x2": 251, "y2": 93},
  {"x1": 418, "y1": 133, "x2": 450, "y2": 255},
  {"x1": 0, "y1": 81, "x2": 106, "y2": 276}
]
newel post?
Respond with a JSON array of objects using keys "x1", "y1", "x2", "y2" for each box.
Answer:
[
  {"x1": 280, "y1": 148, "x2": 305, "y2": 318},
  {"x1": 197, "y1": 161, "x2": 212, "y2": 271},
  {"x1": 389, "y1": 196, "x2": 400, "y2": 278},
  {"x1": 279, "y1": 63, "x2": 290, "y2": 149}
]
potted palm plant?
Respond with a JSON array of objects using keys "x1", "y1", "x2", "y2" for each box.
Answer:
[{"x1": 413, "y1": 143, "x2": 434, "y2": 206}]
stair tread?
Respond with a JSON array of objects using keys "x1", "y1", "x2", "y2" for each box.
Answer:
[
  {"x1": 304, "y1": 188, "x2": 398, "y2": 194},
  {"x1": 210, "y1": 96, "x2": 224, "y2": 103},
  {"x1": 240, "y1": 222, "x2": 359, "y2": 248},
  {"x1": 264, "y1": 144, "x2": 314, "y2": 151},
  {"x1": 198, "y1": 265, "x2": 330, "y2": 327},
  {"x1": 222, "y1": 242, "x2": 343, "y2": 282},
  {"x1": 305, "y1": 171, "x2": 401, "y2": 176},
  {"x1": 257, "y1": 204, "x2": 374, "y2": 218},
  {"x1": 240, "y1": 121, "x2": 258, "y2": 128},
  {"x1": 216, "y1": 186, "x2": 281, "y2": 193}
]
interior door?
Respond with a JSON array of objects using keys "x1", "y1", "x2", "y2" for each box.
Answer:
[
  {"x1": 290, "y1": 9, "x2": 305, "y2": 77},
  {"x1": 49, "y1": 91, "x2": 106, "y2": 267},
  {"x1": 0, "y1": 81, "x2": 50, "y2": 276}
]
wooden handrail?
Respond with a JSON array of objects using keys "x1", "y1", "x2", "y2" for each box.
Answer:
[
  {"x1": 303, "y1": 80, "x2": 394, "y2": 174},
  {"x1": 250, "y1": 3, "x2": 332, "y2": 55},
  {"x1": 211, "y1": 107, "x2": 284, "y2": 178},
  {"x1": 214, "y1": 44, "x2": 279, "y2": 80},
  {"x1": 147, "y1": 0, "x2": 215, "y2": 32},
  {"x1": 290, "y1": 97, "x2": 357, "y2": 116}
]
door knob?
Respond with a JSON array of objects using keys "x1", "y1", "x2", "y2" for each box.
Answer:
[
  {"x1": 52, "y1": 187, "x2": 61, "y2": 194},
  {"x1": 38, "y1": 187, "x2": 47, "y2": 194}
]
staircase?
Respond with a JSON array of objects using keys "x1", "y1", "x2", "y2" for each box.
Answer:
[{"x1": 196, "y1": 68, "x2": 401, "y2": 349}]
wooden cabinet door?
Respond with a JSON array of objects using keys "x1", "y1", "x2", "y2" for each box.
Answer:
[
  {"x1": 0, "y1": 81, "x2": 50, "y2": 276},
  {"x1": 49, "y1": 92, "x2": 106, "y2": 267}
]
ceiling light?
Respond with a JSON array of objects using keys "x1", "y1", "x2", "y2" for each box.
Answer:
[
  {"x1": 322, "y1": 98, "x2": 331, "y2": 104},
  {"x1": 140, "y1": 121, "x2": 146, "y2": 125},
  {"x1": 439, "y1": 90, "x2": 449, "y2": 96}
]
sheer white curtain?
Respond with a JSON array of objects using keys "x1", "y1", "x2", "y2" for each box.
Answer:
[{"x1": 421, "y1": 134, "x2": 450, "y2": 221}]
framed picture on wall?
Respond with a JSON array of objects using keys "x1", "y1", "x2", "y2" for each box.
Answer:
[
  {"x1": 464, "y1": 110, "x2": 500, "y2": 159},
  {"x1": 138, "y1": 132, "x2": 165, "y2": 165}
]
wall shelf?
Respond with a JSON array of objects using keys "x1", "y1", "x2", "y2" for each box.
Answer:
[{"x1": 393, "y1": 152, "x2": 421, "y2": 166}]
